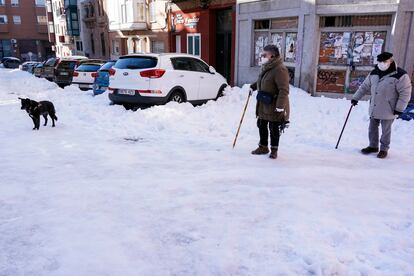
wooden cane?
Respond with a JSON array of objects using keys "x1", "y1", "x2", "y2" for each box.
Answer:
[{"x1": 233, "y1": 89, "x2": 253, "y2": 148}]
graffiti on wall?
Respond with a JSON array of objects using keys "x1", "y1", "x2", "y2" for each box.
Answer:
[
  {"x1": 348, "y1": 71, "x2": 370, "y2": 93},
  {"x1": 285, "y1": 33, "x2": 297, "y2": 63},
  {"x1": 316, "y1": 70, "x2": 346, "y2": 93}
]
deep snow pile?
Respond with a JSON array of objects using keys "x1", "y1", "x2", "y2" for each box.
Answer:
[{"x1": 0, "y1": 69, "x2": 413, "y2": 275}]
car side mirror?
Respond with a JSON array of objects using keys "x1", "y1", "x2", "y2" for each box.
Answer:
[{"x1": 209, "y1": 66, "x2": 216, "y2": 74}]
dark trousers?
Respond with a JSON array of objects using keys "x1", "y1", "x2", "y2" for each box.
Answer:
[{"x1": 257, "y1": 118, "x2": 281, "y2": 148}]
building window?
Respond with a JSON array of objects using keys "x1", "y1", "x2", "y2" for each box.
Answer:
[
  {"x1": 320, "y1": 15, "x2": 393, "y2": 28},
  {"x1": 0, "y1": 0, "x2": 5, "y2": 6},
  {"x1": 187, "y1": 33, "x2": 200, "y2": 56},
  {"x1": 137, "y1": 2, "x2": 145, "y2": 22},
  {"x1": 48, "y1": 22, "x2": 54, "y2": 33},
  {"x1": 121, "y1": 2, "x2": 127, "y2": 23},
  {"x1": 149, "y1": 1, "x2": 156, "y2": 23},
  {"x1": 253, "y1": 17, "x2": 299, "y2": 66},
  {"x1": 91, "y1": 34, "x2": 95, "y2": 54},
  {"x1": 35, "y1": 0, "x2": 45, "y2": 7},
  {"x1": 13, "y1": 16, "x2": 21, "y2": 24},
  {"x1": 76, "y1": 41, "x2": 83, "y2": 52},
  {"x1": 11, "y1": 0, "x2": 19, "y2": 7},
  {"x1": 112, "y1": 40, "x2": 120, "y2": 55},
  {"x1": 175, "y1": 35, "x2": 181, "y2": 53},
  {"x1": 0, "y1": 15, "x2": 7, "y2": 24},
  {"x1": 37, "y1": 16, "x2": 47, "y2": 25},
  {"x1": 151, "y1": 41, "x2": 164, "y2": 53},
  {"x1": 100, "y1": 33, "x2": 106, "y2": 56}
]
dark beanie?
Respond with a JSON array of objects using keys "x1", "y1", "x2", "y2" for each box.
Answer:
[
  {"x1": 263, "y1": 44, "x2": 280, "y2": 57},
  {"x1": 377, "y1": 52, "x2": 393, "y2": 62}
]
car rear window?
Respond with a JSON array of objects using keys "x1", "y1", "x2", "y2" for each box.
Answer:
[
  {"x1": 76, "y1": 64, "x2": 101, "y2": 72},
  {"x1": 58, "y1": 61, "x2": 77, "y2": 70},
  {"x1": 114, "y1": 56, "x2": 157, "y2": 70},
  {"x1": 45, "y1": 58, "x2": 57, "y2": 66},
  {"x1": 99, "y1": 61, "x2": 116, "y2": 71}
]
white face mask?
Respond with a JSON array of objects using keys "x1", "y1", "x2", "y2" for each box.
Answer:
[
  {"x1": 378, "y1": 62, "x2": 390, "y2": 71},
  {"x1": 259, "y1": 57, "x2": 269, "y2": 66}
]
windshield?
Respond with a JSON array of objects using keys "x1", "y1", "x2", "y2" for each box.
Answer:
[
  {"x1": 76, "y1": 64, "x2": 101, "y2": 72},
  {"x1": 114, "y1": 56, "x2": 157, "y2": 70},
  {"x1": 99, "y1": 62, "x2": 116, "y2": 71},
  {"x1": 58, "y1": 61, "x2": 77, "y2": 70}
]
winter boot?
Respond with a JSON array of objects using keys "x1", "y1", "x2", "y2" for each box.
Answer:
[
  {"x1": 361, "y1": 146, "x2": 379, "y2": 154},
  {"x1": 251, "y1": 145, "x2": 269, "y2": 155},
  {"x1": 269, "y1": 147, "x2": 278, "y2": 159},
  {"x1": 377, "y1": 150, "x2": 388, "y2": 159}
]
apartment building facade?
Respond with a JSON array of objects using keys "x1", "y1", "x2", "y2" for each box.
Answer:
[
  {"x1": 0, "y1": 0, "x2": 53, "y2": 61},
  {"x1": 236, "y1": 0, "x2": 414, "y2": 96},
  {"x1": 79, "y1": 0, "x2": 109, "y2": 59},
  {"x1": 106, "y1": 0, "x2": 170, "y2": 60},
  {"x1": 49, "y1": 0, "x2": 82, "y2": 57}
]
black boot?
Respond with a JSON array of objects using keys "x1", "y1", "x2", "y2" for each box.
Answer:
[
  {"x1": 269, "y1": 147, "x2": 278, "y2": 159},
  {"x1": 361, "y1": 146, "x2": 379, "y2": 154},
  {"x1": 377, "y1": 151, "x2": 388, "y2": 159},
  {"x1": 251, "y1": 145, "x2": 269, "y2": 155}
]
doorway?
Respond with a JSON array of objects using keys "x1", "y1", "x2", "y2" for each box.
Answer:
[{"x1": 215, "y1": 8, "x2": 232, "y2": 83}]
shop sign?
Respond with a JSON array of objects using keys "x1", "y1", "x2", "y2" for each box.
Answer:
[{"x1": 173, "y1": 13, "x2": 200, "y2": 29}]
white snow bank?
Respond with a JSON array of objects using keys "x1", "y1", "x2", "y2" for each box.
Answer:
[{"x1": 0, "y1": 69, "x2": 413, "y2": 275}]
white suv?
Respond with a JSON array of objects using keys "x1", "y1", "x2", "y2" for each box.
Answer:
[{"x1": 108, "y1": 53, "x2": 228, "y2": 106}]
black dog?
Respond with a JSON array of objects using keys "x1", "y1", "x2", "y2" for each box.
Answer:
[{"x1": 19, "y1": 98, "x2": 58, "y2": 130}]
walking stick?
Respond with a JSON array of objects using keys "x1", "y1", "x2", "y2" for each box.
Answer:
[
  {"x1": 233, "y1": 89, "x2": 253, "y2": 148},
  {"x1": 335, "y1": 105, "x2": 354, "y2": 149}
]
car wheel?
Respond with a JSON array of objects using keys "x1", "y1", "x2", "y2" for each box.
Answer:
[
  {"x1": 169, "y1": 91, "x2": 185, "y2": 103},
  {"x1": 216, "y1": 84, "x2": 228, "y2": 100}
]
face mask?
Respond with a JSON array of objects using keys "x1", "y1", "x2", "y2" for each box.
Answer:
[
  {"x1": 378, "y1": 62, "x2": 390, "y2": 71},
  {"x1": 259, "y1": 57, "x2": 269, "y2": 66}
]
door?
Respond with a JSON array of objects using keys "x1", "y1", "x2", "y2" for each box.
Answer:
[
  {"x1": 175, "y1": 35, "x2": 181, "y2": 53},
  {"x1": 170, "y1": 57, "x2": 200, "y2": 101},
  {"x1": 190, "y1": 58, "x2": 219, "y2": 100},
  {"x1": 215, "y1": 9, "x2": 232, "y2": 83}
]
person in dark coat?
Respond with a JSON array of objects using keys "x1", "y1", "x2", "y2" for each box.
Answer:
[
  {"x1": 250, "y1": 45, "x2": 290, "y2": 159},
  {"x1": 352, "y1": 52, "x2": 412, "y2": 158}
]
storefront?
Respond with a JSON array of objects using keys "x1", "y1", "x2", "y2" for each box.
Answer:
[
  {"x1": 169, "y1": 1, "x2": 236, "y2": 84},
  {"x1": 236, "y1": 0, "x2": 414, "y2": 96}
]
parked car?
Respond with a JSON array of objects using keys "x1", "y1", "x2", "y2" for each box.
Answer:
[
  {"x1": 20, "y1": 61, "x2": 40, "y2": 73},
  {"x1": 2, "y1": 57, "x2": 21, "y2": 69},
  {"x1": 43, "y1": 56, "x2": 88, "y2": 84},
  {"x1": 54, "y1": 57, "x2": 101, "y2": 88},
  {"x1": 33, "y1": 62, "x2": 45, "y2": 78},
  {"x1": 43, "y1": 57, "x2": 60, "y2": 81},
  {"x1": 72, "y1": 62, "x2": 104, "y2": 91},
  {"x1": 108, "y1": 53, "x2": 228, "y2": 107},
  {"x1": 92, "y1": 61, "x2": 116, "y2": 95},
  {"x1": 398, "y1": 103, "x2": 414, "y2": 121}
]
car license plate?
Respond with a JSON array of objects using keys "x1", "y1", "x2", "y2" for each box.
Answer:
[
  {"x1": 60, "y1": 72, "x2": 69, "y2": 76},
  {"x1": 79, "y1": 84, "x2": 90, "y2": 88},
  {"x1": 118, "y1": 89, "x2": 135, "y2": 95}
]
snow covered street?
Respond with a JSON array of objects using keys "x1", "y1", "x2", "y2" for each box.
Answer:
[{"x1": 0, "y1": 69, "x2": 413, "y2": 275}]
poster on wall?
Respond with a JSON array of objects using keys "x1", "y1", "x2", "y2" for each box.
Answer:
[
  {"x1": 271, "y1": 33, "x2": 283, "y2": 56},
  {"x1": 254, "y1": 32, "x2": 269, "y2": 66},
  {"x1": 319, "y1": 32, "x2": 348, "y2": 65},
  {"x1": 285, "y1": 33, "x2": 297, "y2": 63}
]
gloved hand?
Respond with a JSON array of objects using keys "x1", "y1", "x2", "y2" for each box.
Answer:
[
  {"x1": 394, "y1": 110, "x2": 402, "y2": 116},
  {"x1": 279, "y1": 120, "x2": 290, "y2": 133},
  {"x1": 351, "y1": 99, "x2": 358, "y2": 106}
]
